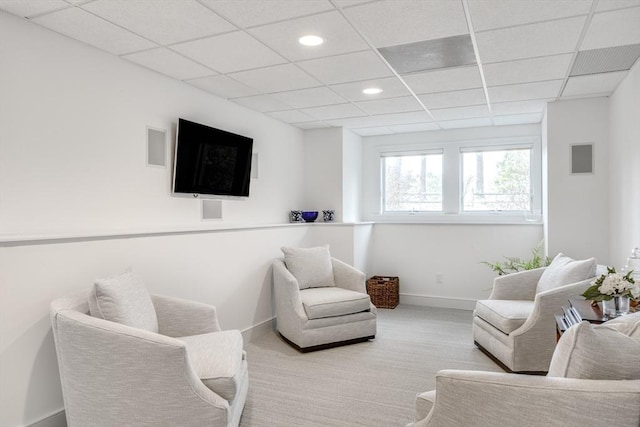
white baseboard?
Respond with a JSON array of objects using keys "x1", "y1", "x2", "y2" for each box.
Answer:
[
  {"x1": 241, "y1": 316, "x2": 275, "y2": 342},
  {"x1": 29, "y1": 409, "x2": 66, "y2": 427},
  {"x1": 400, "y1": 293, "x2": 477, "y2": 310}
]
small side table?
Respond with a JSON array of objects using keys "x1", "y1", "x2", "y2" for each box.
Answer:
[{"x1": 555, "y1": 297, "x2": 636, "y2": 340}]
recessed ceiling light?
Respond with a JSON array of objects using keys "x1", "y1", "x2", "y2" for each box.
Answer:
[
  {"x1": 363, "y1": 87, "x2": 383, "y2": 95},
  {"x1": 298, "y1": 35, "x2": 324, "y2": 46}
]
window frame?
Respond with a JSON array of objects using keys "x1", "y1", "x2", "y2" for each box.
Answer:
[
  {"x1": 372, "y1": 136, "x2": 542, "y2": 224},
  {"x1": 380, "y1": 149, "x2": 444, "y2": 214}
]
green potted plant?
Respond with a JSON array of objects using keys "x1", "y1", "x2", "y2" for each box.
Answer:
[{"x1": 482, "y1": 242, "x2": 551, "y2": 276}]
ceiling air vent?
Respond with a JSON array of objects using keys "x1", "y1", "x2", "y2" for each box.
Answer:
[
  {"x1": 570, "y1": 44, "x2": 640, "y2": 76},
  {"x1": 377, "y1": 34, "x2": 476, "y2": 75}
]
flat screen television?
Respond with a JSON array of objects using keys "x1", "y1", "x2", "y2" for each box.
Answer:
[{"x1": 173, "y1": 118, "x2": 253, "y2": 199}]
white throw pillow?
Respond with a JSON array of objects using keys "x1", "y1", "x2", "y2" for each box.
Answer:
[
  {"x1": 88, "y1": 269, "x2": 159, "y2": 333},
  {"x1": 536, "y1": 253, "x2": 596, "y2": 294},
  {"x1": 281, "y1": 245, "x2": 335, "y2": 290},
  {"x1": 548, "y1": 318, "x2": 640, "y2": 380}
]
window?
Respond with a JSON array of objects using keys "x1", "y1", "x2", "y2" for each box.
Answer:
[
  {"x1": 461, "y1": 147, "x2": 531, "y2": 212},
  {"x1": 370, "y1": 136, "x2": 541, "y2": 223},
  {"x1": 382, "y1": 152, "x2": 443, "y2": 212}
]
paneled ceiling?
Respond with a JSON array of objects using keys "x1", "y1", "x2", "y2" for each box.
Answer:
[{"x1": 2, "y1": 0, "x2": 639, "y2": 136}]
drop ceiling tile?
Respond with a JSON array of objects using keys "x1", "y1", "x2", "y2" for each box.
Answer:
[
  {"x1": 342, "y1": 0, "x2": 468, "y2": 48},
  {"x1": 402, "y1": 66, "x2": 482, "y2": 94},
  {"x1": 328, "y1": 111, "x2": 432, "y2": 127},
  {"x1": 172, "y1": 32, "x2": 286, "y2": 73},
  {"x1": 123, "y1": 48, "x2": 214, "y2": 80},
  {"x1": 186, "y1": 75, "x2": 259, "y2": 99},
  {"x1": 493, "y1": 113, "x2": 544, "y2": 126},
  {"x1": 329, "y1": 77, "x2": 411, "y2": 101},
  {"x1": 292, "y1": 121, "x2": 331, "y2": 130},
  {"x1": 491, "y1": 99, "x2": 551, "y2": 115},
  {"x1": 297, "y1": 50, "x2": 393, "y2": 85},
  {"x1": 249, "y1": 11, "x2": 368, "y2": 61},
  {"x1": 468, "y1": 0, "x2": 591, "y2": 32},
  {"x1": 596, "y1": 0, "x2": 640, "y2": 11},
  {"x1": 489, "y1": 80, "x2": 564, "y2": 103},
  {"x1": 430, "y1": 105, "x2": 489, "y2": 121},
  {"x1": 199, "y1": 0, "x2": 333, "y2": 28},
  {"x1": 562, "y1": 70, "x2": 628, "y2": 96},
  {"x1": 0, "y1": 0, "x2": 69, "y2": 17},
  {"x1": 439, "y1": 117, "x2": 492, "y2": 129},
  {"x1": 352, "y1": 126, "x2": 396, "y2": 136},
  {"x1": 388, "y1": 122, "x2": 440, "y2": 133},
  {"x1": 418, "y1": 88, "x2": 487, "y2": 109},
  {"x1": 267, "y1": 110, "x2": 316, "y2": 124},
  {"x1": 82, "y1": 0, "x2": 235, "y2": 45},
  {"x1": 354, "y1": 96, "x2": 422, "y2": 115},
  {"x1": 271, "y1": 87, "x2": 348, "y2": 109},
  {"x1": 232, "y1": 94, "x2": 292, "y2": 112},
  {"x1": 476, "y1": 16, "x2": 586, "y2": 64},
  {"x1": 581, "y1": 7, "x2": 640, "y2": 50},
  {"x1": 484, "y1": 54, "x2": 574, "y2": 87},
  {"x1": 300, "y1": 103, "x2": 367, "y2": 120},
  {"x1": 31, "y1": 7, "x2": 157, "y2": 55},
  {"x1": 229, "y1": 63, "x2": 321, "y2": 93}
]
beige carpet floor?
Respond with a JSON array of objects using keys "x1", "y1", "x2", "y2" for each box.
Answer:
[{"x1": 239, "y1": 305, "x2": 503, "y2": 427}]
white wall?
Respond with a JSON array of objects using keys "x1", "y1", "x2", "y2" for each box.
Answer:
[
  {"x1": 545, "y1": 98, "x2": 610, "y2": 263},
  {"x1": 0, "y1": 13, "x2": 304, "y2": 238},
  {"x1": 360, "y1": 124, "x2": 545, "y2": 308},
  {"x1": 302, "y1": 128, "x2": 343, "y2": 219},
  {"x1": 370, "y1": 224, "x2": 543, "y2": 308},
  {"x1": 342, "y1": 129, "x2": 362, "y2": 222},
  {"x1": 0, "y1": 13, "x2": 316, "y2": 427},
  {"x1": 608, "y1": 62, "x2": 640, "y2": 267}
]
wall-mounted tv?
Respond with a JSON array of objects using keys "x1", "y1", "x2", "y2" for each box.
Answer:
[{"x1": 172, "y1": 118, "x2": 253, "y2": 199}]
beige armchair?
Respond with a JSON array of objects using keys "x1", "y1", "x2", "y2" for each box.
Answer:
[
  {"x1": 273, "y1": 246, "x2": 376, "y2": 351},
  {"x1": 473, "y1": 254, "x2": 597, "y2": 373},
  {"x1": 409, "y1": 312, "x2": 640, "y2": 427},
  {"x1": 51, "y1": 277, "x2": 248, "y2": 426}
]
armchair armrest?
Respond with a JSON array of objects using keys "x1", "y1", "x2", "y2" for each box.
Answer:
[
  {"x1": 273, "y1": 260, "x2": 307, "y2": 321},
  {"x1": 512, "y1": 277, "x2": 594, "y2": 338},
  {"x1": 488, "y1": 267, "x2": 545, "y2": 300},
  {"x1": 413, "y1": 370, "x2": 640, "y2": 427},
  {"x1": 152, "y1": 294, "x2": 221, "y2": 337},
  {"x1": 52, "y1": 310, "x2": 229, "y2": 423},
  {"x1": 331, "y1": 257, "x2": 366, "y2": 294}
]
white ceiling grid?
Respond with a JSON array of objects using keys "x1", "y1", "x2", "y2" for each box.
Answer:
[{"x1": 1, "y1": 0, "x2": 639, "y2": 136}]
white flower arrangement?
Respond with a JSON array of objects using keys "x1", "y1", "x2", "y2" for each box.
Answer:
[{"x1": 582, "y1": 267, "x2": 639, "y2": 302}]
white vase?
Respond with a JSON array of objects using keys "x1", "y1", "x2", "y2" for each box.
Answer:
[{"x1": 602, "y1": 296, "x2": 630, "y2": 318}]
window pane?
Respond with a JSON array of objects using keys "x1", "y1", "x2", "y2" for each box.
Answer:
[
  {"x1": 384, "y1": 154, "x2": 442, "y2": 212},
  {"x1": 462, "y1": 148, "x2": 531, "y2": 211}
]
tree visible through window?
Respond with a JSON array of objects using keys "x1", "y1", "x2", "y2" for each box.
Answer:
[
  {"x1": 462, "y1": 148, "x2": 531, "y2": 212},
  {"x1": 383, "y1": 153, "x2": 442, "y2": 212}
]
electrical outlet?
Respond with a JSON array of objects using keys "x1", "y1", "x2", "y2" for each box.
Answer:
[{"x1": 435, "y1": 273, "x2": 444, "y2": 284}]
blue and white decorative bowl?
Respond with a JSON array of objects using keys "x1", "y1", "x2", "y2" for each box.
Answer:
[{"x1": 301, "y1": 211, "x2": 319, "y2": 222}]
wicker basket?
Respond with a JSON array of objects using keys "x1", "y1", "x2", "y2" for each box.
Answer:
[{"x1": 366, "y1": 276, "x2": 399, "y2": 309}]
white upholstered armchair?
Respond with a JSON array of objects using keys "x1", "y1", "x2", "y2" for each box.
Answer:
[
  {"x1": 409, "y1": 312, "x2": 640, "y2": 427},
  {"x1": 473, "y1": 253, "x2": 597, "y2": 373},
  {"x1": 273, "y1": 246, "x2": 377, "y2": 351},
  {"x1": 50, "y1": 271, "x2": 248, "y2": 426}
]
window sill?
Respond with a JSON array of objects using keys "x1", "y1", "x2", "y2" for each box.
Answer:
[{"x1": 366, "y1": 213, "x2": 543, "y2": 225}]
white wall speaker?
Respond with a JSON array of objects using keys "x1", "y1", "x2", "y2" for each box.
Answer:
[
  {"x1": 147, "y1": 127, "x2": 167, "y2": 167},
  {"x1": 251, "y1": 152, "x2": 259, "y2": 179},
  {"x1": 571, "y1": 144, "x2": 593, "y2": 174},
  {"x1": 202, "y1": 200, "x2": 222, "y2": 220}
]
